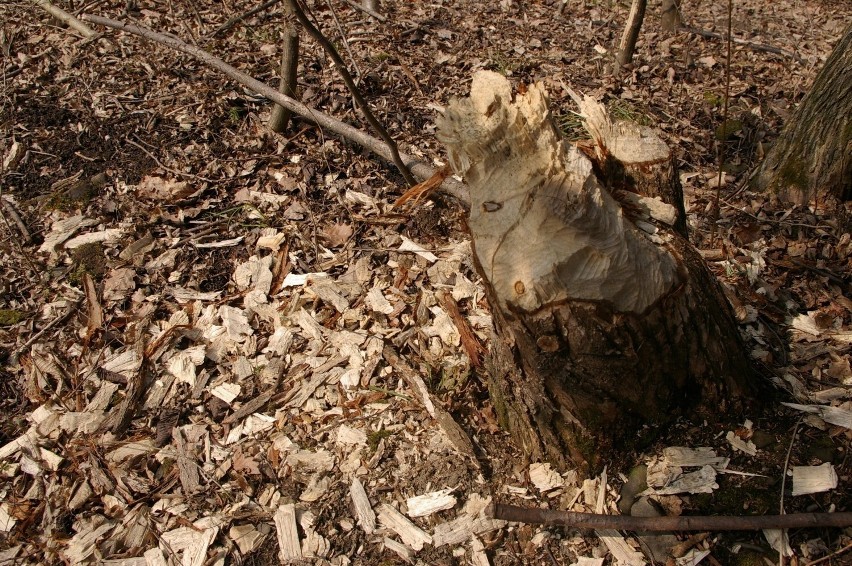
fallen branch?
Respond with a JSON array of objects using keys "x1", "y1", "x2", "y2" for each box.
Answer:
[
  {"x1": 284, "y1": 0, "x2": 415, "y2": 186},
  {"x1": 682, "y1": 25, "x2": 805, "y2": 63},
  {"x1": 80, "y1": 14, "x2": 468, "y2": 204},
  {"x1": 488, "y1": 503, "x2": 852, "y2": 531},
  {"x1": 32, "y1": 0, "x2": 98, "y2": 38}
]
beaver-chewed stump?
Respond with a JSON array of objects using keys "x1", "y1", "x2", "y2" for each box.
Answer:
[{"x1": 437, "y1": 71, "x2": 758, "y2": 473}]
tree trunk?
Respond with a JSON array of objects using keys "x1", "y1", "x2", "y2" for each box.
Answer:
[
  {"x1": 269, "y1": 21, "x2": 300, "y2": 133},
  {"x1": 752, "y1": 24, "x2": 852, "y2": 204},
  {"x1": 615, "y1": 0, "x2": 647, "y2": 72},
  {"x1": 437, "y1": 72, "x2": 757, "y2": 473}
]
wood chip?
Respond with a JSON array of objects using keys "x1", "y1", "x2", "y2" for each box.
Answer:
[
  {"x1": 791, "y1": 463, "x2": 838, "y2": 496},
  {"x1": 273, "y1": 503, "x2": 302, "y2": 561},
  {"x1": 406, "y1": 489, "x2": 457, "y2": 518},
  {"x1": 350, "y1": 477, "x2": 376, "y2": 534},
  {"x1": 377, "y1": 503, "x2": 432, "y2": 551}
]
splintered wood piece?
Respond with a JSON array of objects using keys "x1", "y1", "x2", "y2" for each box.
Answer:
[
  {"x1": 382, "y1": 537, "x2": 413, "y2": 564},
  {"x1": 406, "y1": 489, "x2": 457, "y2": 518},
  {"x1": 349, "y1": 477, "x2": 377, "y2": 534},
  {"x1": 273, "y1": 503, "x2": 302, "y2": 561},
  {"x1": 791, "y1": 463, "x2": 838, "y2": 496},
  {"x1": 377, "y1": 503, "x2": 432, "y2": 551}
]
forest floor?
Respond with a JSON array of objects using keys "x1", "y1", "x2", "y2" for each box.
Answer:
[{"x1": 1, "y1": 0, "x2": 851, "y2": 564}]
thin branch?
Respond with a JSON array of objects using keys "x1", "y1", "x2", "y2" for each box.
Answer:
[
  {"x1": 327, "y1": 0, "x2": 362, "y2": 83},
  {"x1": 488, "y1": 503, "x2": 852, "y2": 531},
  {"x1": 805, "y1": 542, "x2": 852, "y2": 566},
  {"x1": 283, "y1": 0, "x2": 416, "y2": 186},
  {"x1": 341, "y1": 0, "x2": 386, "y2": 22},
  {"x1": 31, "y1": 0, "x2": 98, "y2": 38},
  {"x1": 681, "y1": 25, "x2": 805, "y2": 63},
  {"x1": 212, "y1": 0, "x2": 283, "y2": 38},
  {"x1": 12, "y1": 298, "x2": 83, "y2": 361},
  {"x1": 80, "y1": 14, "x2": 466, "y2": 203}
]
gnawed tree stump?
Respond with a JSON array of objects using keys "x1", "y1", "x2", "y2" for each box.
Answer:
[{"x1": 437, "y1": 72, "x2": 756, "y2": 472}]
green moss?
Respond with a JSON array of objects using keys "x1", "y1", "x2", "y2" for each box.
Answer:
[
  {"x1": 703, "y1": 92, "x2": 724, "y2": 107},
  {"x1": 0, "y1": 310, "x2": 25, "y2": 326},
  {"x1": 715, "y1": 119, "x2": 743, "y2": 140},
  {"x1": 777, "y1": 155, "x2": 810, "y2": 190},
  {"x1": 367, "y1": 428, "x2": 393, "y2": 452},
  {"x1": 69, "y1": 242, "x2": 107, "y2": 284},
  {"x1": 370, "y1": 51, "x2": 392, "y2": 63},
  {"x1": 734, "y1": 551, "x2": 773, "y2": 566}
]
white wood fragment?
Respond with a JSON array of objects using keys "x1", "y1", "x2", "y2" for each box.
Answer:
[
  {"x1": 406, "y1": 489, "x2": 457, "y2": 518},
  {"x1": 574, "y1": 558, "x2": 605, "y2": 566},
  {"x1": 663, "y1": 447, "x2": 729, "y2": 469},
  {"x1": 529, "y1": 462, "x2": 563, "y2": 492},
  {"x1": 763, "y1": 529, "x2": 793, "y2": 557},
  {"x1": 65, "y1": 228, "x2": 124, "y2": 249},
  {"x1": 0, "y1": 504, "x2": 16, "y2": 532},
  {"x1": 229, "y1": 524, "x2": 268, "y2": 554},
  {"x1": 38, "y1": 447, "x2": 63, "y2": 471},
  {"x1": 676, "y1": 549, "x2": 711, "y2": 565},
  {"x1": 336, "y1": 425, "x2": 367, "y2": 446},
  {"x1": 62, "y1": 520, "x2": 115, "y2": 564},
  {"x1": 725, "y1": 431, "x2": 758, "y2": 456},
  {"x1": 432, "y1": 512, "x2": 506, "y2": 547},
  {"x1": 382, "y1": 537, "x2": 413, "y2": 564},
  {"x1": 274, "y1": 503, "x2": 302, "y2": 561},
  {"x1": 365, "y1": 286, "x2": 395, "y2": 314},
  {"x1": 791, "y1": 463, "x2": 838, "y2": 496},
  {"x1": 377, "y1": 503, "x2": 432, "y2": 551},
  {"x1": 161, "y1": 524, "x2": 218, "y2": 566},
  {"x1": 143, "y1": 547, "x2": 167, "y2": 566},
  {"x1": 350, "y1": 477, "x2": 377, "y2": 534},
  {"x1": 470, "y1": 535, "x2": 490, "y2": 566},
  {"x1": 596, "y1": 529, "x2": 646, "y2": 565},
  {"x1": 210, "y1": 382, "x2": 241, "y2": 405},
  {"x1": 307, "y1": 277, "x2": 349, "y2": 313},
  {"x1": 59, "y1": 412, "x2": 105, "y2": 434},
  {"x1": 398, "y1": 236, "x2": 439, "y2": 262},
  {"x1": 782, "y1": 402, "x2": 852, "y2": 430},
  {"x1": 644, "y1": 465, "x2": 719, "y2": 495}
]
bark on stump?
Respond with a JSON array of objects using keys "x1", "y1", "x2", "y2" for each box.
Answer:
[
  {"x1": 752, "y1": 23, "x2": 852, "y2": 204},
  {"x1": 437, "y1": 72, "x2": 756, "y2": 473}
]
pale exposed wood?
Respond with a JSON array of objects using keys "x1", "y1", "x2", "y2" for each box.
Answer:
[
  {"x1": 406, "y1": 489, "x2": 457, "y2": 518},
  {"x1": 273, "y1": 503, "x2": 302, "y2": 561},
  {"x1": 791, "y1": 463, "x2": 838, "y2": 496},
  {"x1": 615, "y1": 0, "x2": 647, "y2": 70},
  {"x1": 382, "y1": 537, "x2": 413, "y2": 563},
  {"x1": 349, "y1": 477, "x2": 377, "y2": 534},
  {"x1": 376, "y1": 503, "x2": 432, "y2": 551},
  {"x1": 439, "y1": 71, "x2": 678, "y2": 315},
  {"x1": 174, "y1": 427, "x2": 202, "y2": 495}
]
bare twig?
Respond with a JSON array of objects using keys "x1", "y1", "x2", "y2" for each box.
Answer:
[
  {"x1": 31, "y1": 0, "x2": 98, "y2": 38},
  {"x1": 341, "y1": 0, "x2": 386, "y2": 22},
  {"x1": 327, "y1": 0, "x2": 362, "y2": 83},
  {"x1": 283, "y1": 0, "x2": 416, "y2": 186},
  {"x1": 805, "y1": 542, "x2": 852, "y2": 566},
  {"x1": 0, "y1": 196, "x2": 33, "y2": 244},
  {"x1": 211, "y1": 0, "x2": 283, "y2": 37},
  {"x1": 269, "y1": 11, "x2": 300, "y2": 133},
  {"x1": 681, "y1": 25, "x2": 805, "y2": 63},
  {"x1": 80, "y1": 14, "x2": 464, "y2": 203},
  {"x1": 488, "y1": 503, "x2": 852, "y2": 531},
  {"x1": 12, "y1": 298, "x2": 83, "y2": 360}
]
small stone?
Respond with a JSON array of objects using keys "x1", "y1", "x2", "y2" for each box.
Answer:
[{"x1": 617, "y1": 465, "x2": 648, "y2": 515}]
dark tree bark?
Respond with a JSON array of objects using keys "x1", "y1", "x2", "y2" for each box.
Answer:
[
  {"x1": 437, "y1": 72, "x2": 757, "y2": 473},
  {"x1": 752, "y1": 24, "x2": 852, "y2": 204}
]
